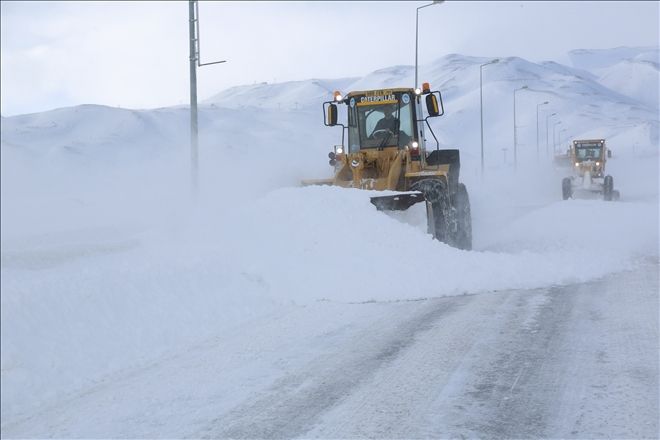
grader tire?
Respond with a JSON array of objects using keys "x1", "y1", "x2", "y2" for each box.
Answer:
[
  {"x1": 603, "y1": 175, "x2": 614, "y2": 201},
  {"x1": 562, "y1": 177, "x2": 572, "y2": 200}
]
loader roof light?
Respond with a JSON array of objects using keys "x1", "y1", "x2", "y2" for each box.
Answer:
[
  {"x1": 422, "y1": 82, "x2": 431, "y2": 93},
  {"x1": 414, "y1": 88, "x2": 422, "y2": 95},
  {"x1": 596, "y1": 161, "x2": 600, "y2": 166},
  {"x1": 575, "y1": 162, "x2": 579, "y2": 167},
  {"x1": 333, "y1": 91, "x2": 343, "y2": 102}
]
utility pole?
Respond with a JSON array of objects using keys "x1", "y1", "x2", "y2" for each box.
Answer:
[
  {"x1": 415, "y1": 1, "x2": 443, "y2": 91},
  {"x1": 189, "y1": 0, "x2": 226, "y2": 195}
]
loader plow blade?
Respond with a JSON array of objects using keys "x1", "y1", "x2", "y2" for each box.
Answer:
[{"x1": 370, "y1": 192, "x2": 426, "y2": 211}]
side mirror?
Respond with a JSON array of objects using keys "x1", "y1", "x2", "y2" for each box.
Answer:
[
  {"x1": 426, "y1": 93, "x2": 442, "y2": 117},
  {"x1": 327, "y1": 104, "x2": 338, "y2": 126},
  {"x1": 607, "y1": 150, "x2": 612, "y2": 158}
]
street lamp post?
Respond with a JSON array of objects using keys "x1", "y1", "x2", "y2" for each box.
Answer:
[
  {"x1": 513, "y1": 85, "x2": 528, "y2": 172},
  {"x1": 480, "y1": 58, "x2": 499, "y2": 179},
  {"x1": 545, "y1": 112, "x2": 556, "y2": 157},
  {"x1": 415, "y1": 1, "x2": 443, "y2": 90},
  {"x1": 536, "y1": 101, "x2": 549, "y2": 162},
  {"x1": 553, "y1": 121, "x2": 562, "y2": 154},
  {"x1": 559, "y1": 128, "x2": 568, "y2": 153}
]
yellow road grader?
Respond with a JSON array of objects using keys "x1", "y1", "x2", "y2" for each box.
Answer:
[
  {"x1": 562, "y1": 138, "x2": 619, "y2": 201},
  {"x1": 302, "y1": 83, "x2": 472, "y2": 250}
]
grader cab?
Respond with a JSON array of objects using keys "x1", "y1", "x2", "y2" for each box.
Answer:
[
  {"x1": 302, "y1": 83, "x2": 472, "y2": 250},
  {"x1": 562, "y1": 138, "x2": 619, "y2": 201}
]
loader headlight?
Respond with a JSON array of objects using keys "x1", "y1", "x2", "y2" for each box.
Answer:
[
  {"x1": 411, "y1": 141, "x2": 419, "y2": 149},
  {"x1": 336, "y1": 147, "x2": 343, "y2": 154},
  {"x1": 414, "y1": 88, "x2": 422, "y2": 95},
  {"x1": 595, "y1": 161, "x2": 600, "y2": 166},
  {"x1": 351, "y1": 159, "x2": 360, "y2": 168},
  {"x1": 574, "y1": 162, "x2": 579, "y2": 167}
]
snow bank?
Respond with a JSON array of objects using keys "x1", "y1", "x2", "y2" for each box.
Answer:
[{"x1": 3, "y1": 178, "x2": 657, "y2": 420}]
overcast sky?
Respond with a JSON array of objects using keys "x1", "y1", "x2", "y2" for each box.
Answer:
[{"x1": 1, "y1": 1, "x2": 658, "y2": 116}]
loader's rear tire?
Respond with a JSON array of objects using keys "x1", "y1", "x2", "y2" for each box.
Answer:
[
  {"x1": 603, "y1": 175, "x2": 614, "y2": 201},
  {"x1": 562, "y1": 177, "x2": 572, "y2": 200},
  {"x1": 411, "y1": 178, "x2": 452, "y2": 245},
  {"x1": 452, "y1": 183, "x2": 472, "y2": 251}
]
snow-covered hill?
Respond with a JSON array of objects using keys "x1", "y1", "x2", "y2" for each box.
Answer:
[
  {"x1": 2, "y1": 47, "x2": 658, "y2": 425},
  {"x1": 569, "y1": 46, "x2": 659, "y2": 108},
  {"x1": 5, "y1": 49, "x2": 656, "y2": 177},
  {"x1": 204, "y1": 77, "x2": 359, "y2": 111}
]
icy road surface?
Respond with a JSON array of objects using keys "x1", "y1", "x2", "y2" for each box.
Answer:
[{"x1": 2, "y1": 261, "x2": 657, "y2": 438}]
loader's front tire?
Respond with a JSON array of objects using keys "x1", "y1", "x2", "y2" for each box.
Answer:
[
  {"x1": 562, "y1": 177, "x2": 572, "y2": 200},
  {"x1": 411, "y1": 178, "x2": 452, "y2": 245},
  {"x1": 452, "y1": 183, "x2": 472, "y2": 251}
]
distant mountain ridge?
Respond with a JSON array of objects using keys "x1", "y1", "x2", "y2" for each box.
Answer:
[
  {"x1": 2, "y1": 47, "x2": 657, "y2": 167},
  {"x1": 568, "y1": 46, "x2": 659, "y2": 70},
  {"x1": 204, "y1": 47, "x2": 658, "y2": 112}
]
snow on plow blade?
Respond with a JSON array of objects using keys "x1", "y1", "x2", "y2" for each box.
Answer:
[{"x1": 370, "y1": 192, "x2": 426, "y2": 211}]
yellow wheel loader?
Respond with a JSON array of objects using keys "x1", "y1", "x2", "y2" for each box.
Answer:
[
  {"x1": 302, "y1": 83, "x2": 472, "y2": 250},
  {"x1": 562, "y1": 139, "x2": 619, "y2": 201}
]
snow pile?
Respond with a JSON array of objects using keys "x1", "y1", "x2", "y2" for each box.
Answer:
[{"x1": 182, "y1": 184, "x2": 657, "y2": 302}]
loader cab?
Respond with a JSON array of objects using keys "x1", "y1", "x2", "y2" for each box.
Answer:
[
  {"x1": 345, "y1": 89, "x2": 417, "y2": 153},
  {"x1": 323, "y1": 85, "x2": 444, "y2": 159}
]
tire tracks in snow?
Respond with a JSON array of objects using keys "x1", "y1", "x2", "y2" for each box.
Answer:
[{"x1": 194, "y1": 298, "x2": 467, "y2": 439}]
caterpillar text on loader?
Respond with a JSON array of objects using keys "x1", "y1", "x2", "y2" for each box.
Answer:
[
  {"x1": 302, "y1": 83, "x2": 472, "y2": 250},
  {"x1": 562, "y1": 138, "x2": 619, "y2": 201}
]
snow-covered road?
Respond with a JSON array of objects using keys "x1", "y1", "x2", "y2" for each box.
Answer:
[{"x1": 3, "y1": 261, "x2": 657, "y2": 438}]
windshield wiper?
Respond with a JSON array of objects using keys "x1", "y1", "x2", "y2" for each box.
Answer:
[
  {"x1": 378, "y1": 130, "x2": 393, "y2": 149},
  {"x1": 378, "y1": 105, "x2": 401, "y2": 149}
]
